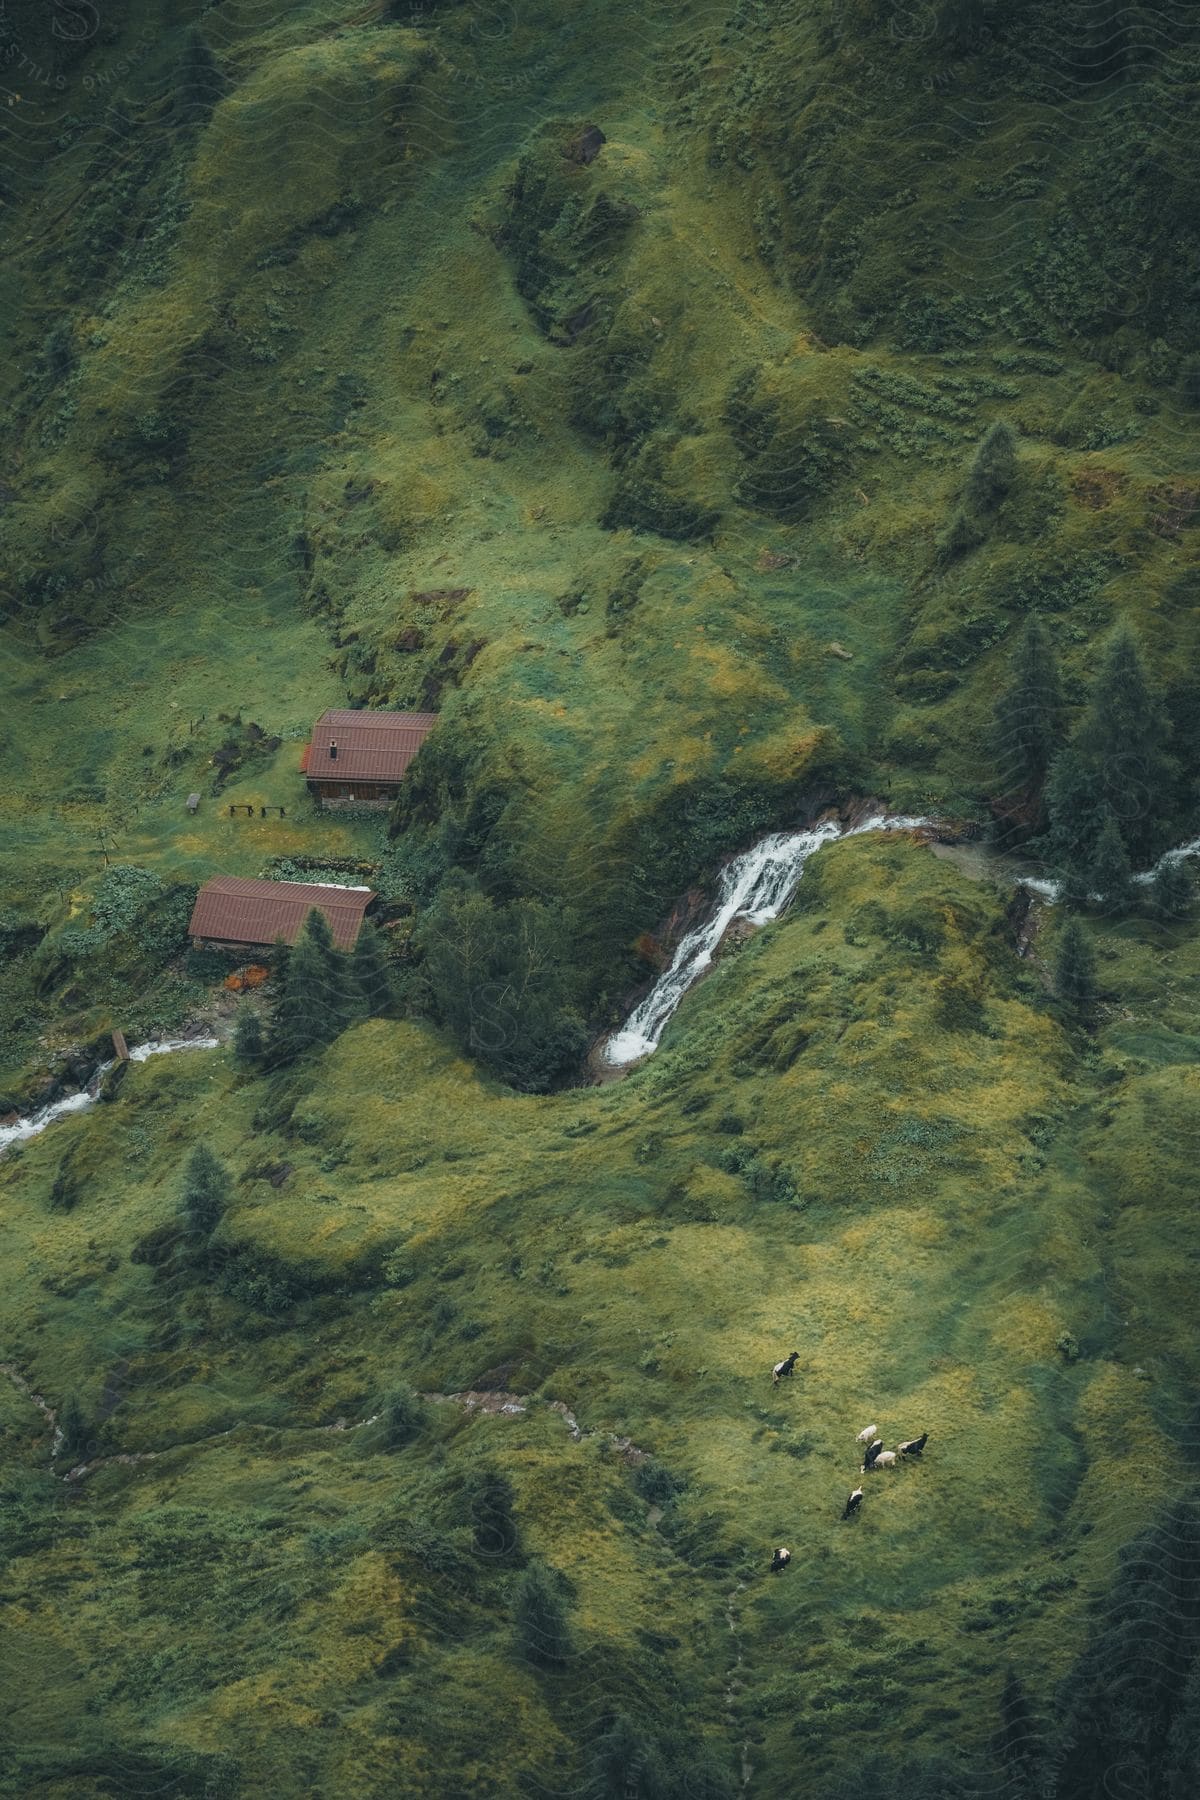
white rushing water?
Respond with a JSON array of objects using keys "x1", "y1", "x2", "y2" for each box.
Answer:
[
  {"x1": 603, "y1": 814, "x2": 930, "y2": 1067},
  {"x1": 603, "y1": 818, "x2": 1200, "y2": 1068},
  {"x1": 1013, "y1": 833, "x2": 1200, "y2": 905},
  {"x1": 0, "y1": 1036, "x2": 219, "y2": 1155}
]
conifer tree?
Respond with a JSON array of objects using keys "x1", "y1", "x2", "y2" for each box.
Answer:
[
  {"x1": 1054, "y1": 917, "x2": 1097, "y2": 1017},
  {"x1": 352, "y1": 920, "x2": 393, "y2": 1017},
  {"x1": 1073, "y1": 622, "x2": 1175, "y2": 865},
  {"x1": 994, "y1": 1667, "x2": 1041, "y2": 1789},
  {"x1": 1090, "y1": 804, "x2": 1134, "y2": 913},
  {"x1": 512, "y1": 1561, "x2": 572, "y2": 1666},
  {"x1": 269, "y1": 912, "x2": 337, "y2": 1062},
  {"x1": 177, "y1": 24, "x2": 226, "y2": 122},
  {"x1": 1042, "y1": 748, "x2": 1105, "y2": 905},
  {"x1": 583, "y1": 1714, "x2": 662, "y2": 1800},
  {"x1": 181, "y1": 1143, "x2": 230, "y2": 1238},
  {"x1": 461, "y1": 1467, "x2": 519, "y2": 1558},
  {"x1": 57, "y1": 1393, "x2": 89, "y2": 1465},
  {"x1": 992, "y1": 614, "x2": 1065, "y2": 807},
  {"x1": 233, "y1": 1001, "x2": 264, "y2": 1066},
  {"x1": 964, "y1": 419, "x2": 1017, "y2": 511},
  {"x1": 1151, "y1": 855, "x2": 1194, "y2": 921},
  {"x1": 303, "y1": 906, "x2": 356, "y2": 1036}
]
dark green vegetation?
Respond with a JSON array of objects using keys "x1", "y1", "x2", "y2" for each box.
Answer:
[{"x1": 2, "y1": 0, "x2": 1200, "y2": 1794}]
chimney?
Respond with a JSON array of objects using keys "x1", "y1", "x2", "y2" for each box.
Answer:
[{"x1": 329, "y1": 740, "x2": 338, "y2": 761}]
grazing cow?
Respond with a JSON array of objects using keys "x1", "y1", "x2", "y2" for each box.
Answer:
[
  {"x1": 855, "y1": 1423, "x2": 880, "y2": 1445},
  {"x1": 861, "y1": 1439, "x2": 884, "y2": 1471},
  {"x1": 770, "y1": 1547, "x2": 791, "y2": 1573},
  {"x1": 842, "y1": 1487, "x2": 864, "y2": 1521},
  {"x1": 772, "y1": 1351, "x2": 800, "y2": 1385},
  {"x1": 863, "y1": 1450, "x2": 898, "y2": 1471},
  {"x1": 898, "y1": 1433, "x2": 928, "y2": 1457}
]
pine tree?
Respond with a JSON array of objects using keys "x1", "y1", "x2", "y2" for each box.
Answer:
[
  {"x1": 584, "y1": 1714, "x2": 661, "y2": 1800},
  {"x1": 461, "y1": 1467, "x2": 519, "y2": 1558},
  {"x1": 1089, "y1": 804, "x2": 1134, "y2": 913},
  {"x1": 1073, "y1": 622, "x2": 1175, "y2": 865},
  {"x1": 512, "y1": 1561, "x2": 572, "y2": 1666},
  {"x1": 353, "y1": 920, "x2": 393, "y2": 1017},
  {"x1": 1151, "y1": 855, "x2": 1194, "y2": 921},
  {"x1": 1042, "y1": 748, "x2": 1105, "y2": 905},
  {"x1": 964, "y1": 419, "x2": 1017, "y2": 512},
  {"x1": 177, "y1": 24, "x2": 226, "y2": 122},
  {"x1": 302, "y1": 906, "x2": 356, "y2": 1037},
  {"x1": 181, "y1": 1143, "x2": 230, "y2": 1238},
  {"x1": 993, "y1": 615, "x2": 1065, "y2": 805},
  {"x1": 994, "y1": 1667, "x2": 1041, "y2": 1789},
  {"x1": 232, "y1": 1001, "x2": 264, "y2": 1066},
  {"x1": 1054, "y1": 917, "x2": 1097, "y2": 1017},
  {"x1": 57, "y1": 1394, "x2": 89, "y2": 1464},
  {"x1": 269, "y1": 914, "x2": 335, "y2": 1063}
]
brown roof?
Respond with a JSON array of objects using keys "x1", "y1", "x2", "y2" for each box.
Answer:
[
  {"x1": 188, "y1": 876, "x2": 376, "y2": 951},
  {"x1": 307, "y1": 709, "x2": 437, "y2": 785}
]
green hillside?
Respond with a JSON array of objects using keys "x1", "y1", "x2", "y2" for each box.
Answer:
[{"x1": 2, "y1": 1, "x2": 1200, "y2": 1794}]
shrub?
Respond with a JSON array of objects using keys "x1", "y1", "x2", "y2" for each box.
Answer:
[
  {"x1": 368, "y1": 1384, "x2": 426, "y2": 1451},
  {"x1": 632, "y1": 1457, "x2": 685, "y2": 1508}
]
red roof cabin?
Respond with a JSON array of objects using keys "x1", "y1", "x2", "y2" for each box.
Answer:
[
  {"x1": 303, "y1": 708, "x2": 436, "y2": 809},
  {"x1": 188, "y1": 876, "x2": 377, "y2": 953}
]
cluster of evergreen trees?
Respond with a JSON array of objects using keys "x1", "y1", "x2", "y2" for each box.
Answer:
[
  {"x1": 414, "y1": 877, "x2": 589, "y2": 1092},
  {"x1": 233, "y1": 909, "x2": 394, "y2": 1069},
  {"x1": 993, "y1": 616, "x2": 1193, "y2": 917}
]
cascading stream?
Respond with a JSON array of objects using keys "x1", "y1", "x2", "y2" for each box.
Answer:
[
  {"x1": 603, "y1": 814, "x2": 929, "y2": 1067},
  {"x1": 0, "y1": 1036, "x2": 219, "y2": 1155},
  {"x1": 603, "y1": 816, "x2": 1200, "y2": 1069}
]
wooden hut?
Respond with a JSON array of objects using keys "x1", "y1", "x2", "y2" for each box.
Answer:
[
  {"x1": 188, "y1": 876, "x2": 376, "y2": 953},
  {"x1": 301, "y1": 709, "x2": 436, "y2": 809}
]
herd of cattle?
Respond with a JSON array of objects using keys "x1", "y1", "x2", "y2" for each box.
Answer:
[{"x1": 768, "y1": 1353, "x2": 929, "y2": 1570}]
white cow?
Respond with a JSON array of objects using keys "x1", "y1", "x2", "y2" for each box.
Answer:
[
  {"x1": 855, "y1": 1423, "x2": 880, "y2": 1445},
  {"x1": 862, "y1": 1450, "x2": 898, "y2": 1472}
]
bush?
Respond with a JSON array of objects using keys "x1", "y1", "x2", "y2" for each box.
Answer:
[
  {"x1": 632, "y1": 1457, "x2": 685, "y2": 1508},
  {"x1": 367, "y1": 1384, "x2": 426, "y2": 1451}
]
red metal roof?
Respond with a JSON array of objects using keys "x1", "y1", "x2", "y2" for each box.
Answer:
[
  {"x1": 188, "y1": 876, "x2": 376, "y2": 951},
  {"x1": 306, "y1": 709, "x2": 436, "y2": 785}
]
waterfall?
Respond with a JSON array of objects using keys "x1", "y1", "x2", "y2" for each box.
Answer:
[
  {"x1": 603, "y1": 816, "x2": 1200, "y2": 1069},
  {"x1": 602, "y1": 814, "x2": 930, "y2": 1067},
  {"x1": 0, "y1": 1036, "x2": 219, "y2": 1155}
]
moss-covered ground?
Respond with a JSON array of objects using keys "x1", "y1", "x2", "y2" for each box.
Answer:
[{"x1": 2, "y1": 0, "x2": 1200, "y2": 1792}]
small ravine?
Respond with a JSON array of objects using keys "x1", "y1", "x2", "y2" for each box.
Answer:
[{"x1": 0, "y1": 1035, "x2": 219, "y2": 1157}]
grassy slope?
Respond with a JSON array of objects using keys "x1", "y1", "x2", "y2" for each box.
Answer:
[{"x1": 1, "y1": 0, "x2": 1199, "y2": 1793}]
